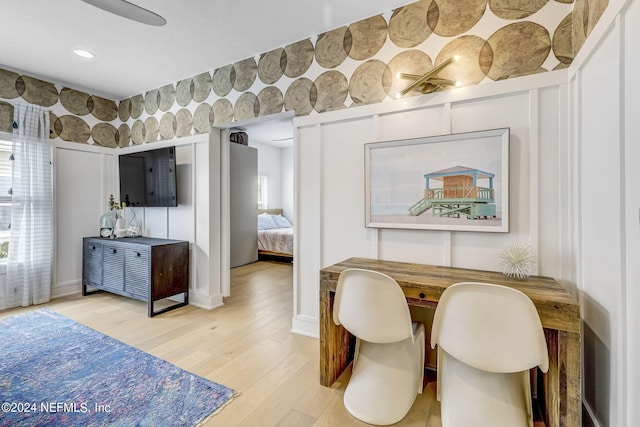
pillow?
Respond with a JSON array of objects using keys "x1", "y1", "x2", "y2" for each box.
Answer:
[
  {"x1": 258, "y1": 213, "x2": 278, "y2": 230},
  {"x1": 271, "y1": 214, "x2": 292, "y2": 228}
]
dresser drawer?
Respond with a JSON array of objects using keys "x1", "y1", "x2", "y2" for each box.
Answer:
[
  {"x1": 82, "y1": 240, "x2": 103, "y2": 286},
  {"x1": 102, "y1": 243, "x2": 124, "y2": 292},
  {"x1": 125, "y1": 247, "x2": 150, "y2": 298}
]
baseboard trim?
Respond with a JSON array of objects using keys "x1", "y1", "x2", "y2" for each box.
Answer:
[
  {"x1": 583, "y1": 400, "x2": 601, "y2": 427},
  {"x1": 52, "y1": 280, "x2": 81, "y2": 299},
  {"x1": 291, "y1": 314, "x2": 319, "y2": 339},
  {"x1": 188, "y1": 292, "x2": 224, "y2": 310}
]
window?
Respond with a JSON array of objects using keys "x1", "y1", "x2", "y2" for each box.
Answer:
[
  {"x1": 258, "y1": 175, "x2": 269, "y2": 209},
  {"x1": 0, "y1": 136, "x2": 11, "y2": 259}
]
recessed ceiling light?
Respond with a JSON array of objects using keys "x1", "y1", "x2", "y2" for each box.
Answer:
[{"x1": 74, "y1": 49, "x2": 95, "y2": 59}]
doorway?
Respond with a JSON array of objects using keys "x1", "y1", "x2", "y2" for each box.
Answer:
[{"x1": 215, "y1": 111, "x2": 294, "y2": 297}]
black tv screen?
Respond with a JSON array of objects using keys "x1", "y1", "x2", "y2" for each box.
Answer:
[{"x1": 119, "y1": 146, "x2": 177, "y2": 207}]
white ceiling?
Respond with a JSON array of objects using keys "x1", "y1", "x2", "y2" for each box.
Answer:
[{"x1": 1, "y1": 0, "x2": 409, "y2": 101}]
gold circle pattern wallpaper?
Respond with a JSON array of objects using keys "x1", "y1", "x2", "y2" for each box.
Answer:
[{"x1": 0, "y1": 0, "x2": 607, "y2": 147}]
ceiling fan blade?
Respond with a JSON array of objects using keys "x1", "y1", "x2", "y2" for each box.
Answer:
[{"x1": 80, "y1": 0, "x2": 166, "y2": 26}]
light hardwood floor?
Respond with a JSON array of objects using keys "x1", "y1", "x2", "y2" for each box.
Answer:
[{"x1": 1, "y1": 261, "x2": 441, "y2": 426}]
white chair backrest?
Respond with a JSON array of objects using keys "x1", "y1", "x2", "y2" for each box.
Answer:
[
  {"x1": 431, "y1": 282, "x2": 549, "y2": 373},
  {"x1": 333, "y1": 268, "x2": 415, "y2": 344}
]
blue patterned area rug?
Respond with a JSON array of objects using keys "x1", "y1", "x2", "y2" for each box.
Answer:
[{"x1": 0, "y1": 309, "x2": 236, "y2": 426}]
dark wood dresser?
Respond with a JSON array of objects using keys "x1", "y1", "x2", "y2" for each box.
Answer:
[{"x1": 82, "y1": 236, "x2": 189, "y2": 317}]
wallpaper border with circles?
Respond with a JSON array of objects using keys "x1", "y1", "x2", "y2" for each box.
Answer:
[{"x1": 0, "y1": 0, "x2": 607, "y2": 148}]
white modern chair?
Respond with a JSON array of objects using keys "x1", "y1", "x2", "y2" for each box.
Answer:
[
  {"x1": 431, "y1": 282, "x2": 549, "y2": 427},
  {"x1": 333, "y1": 268, "x2": 425, "y2": 425}
]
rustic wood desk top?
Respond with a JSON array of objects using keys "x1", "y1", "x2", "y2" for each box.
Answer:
[
  {"x1": 319, "y1": 257, "x2": 581, "y2": 427},
  {"x1": 320, "y1": 257, "x2": 580, "y2": 334}
]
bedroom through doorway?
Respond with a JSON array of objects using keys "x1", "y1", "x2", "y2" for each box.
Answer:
[{"x1": 220, "y1": 112, "x2": 295, "y2": 299}]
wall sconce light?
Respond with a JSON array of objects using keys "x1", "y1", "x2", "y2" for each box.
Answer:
[{"x1": 396, "y1": 55, "x2": 462, "y2": 98}]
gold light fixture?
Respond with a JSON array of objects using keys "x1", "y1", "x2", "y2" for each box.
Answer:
[{"x1": 396, "y1": 55, "x2": 461, "y2": 98}]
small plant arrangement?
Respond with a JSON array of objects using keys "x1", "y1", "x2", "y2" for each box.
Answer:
[
  {"x1": 108, "y1": 194, "x2": 121, "y2": 212},
  {"x1": 497, "y1": 241, "x2": 537, "y2": 279},
  {"x1": 108, "y1": 194, "x2": 125, "y2": 223}
]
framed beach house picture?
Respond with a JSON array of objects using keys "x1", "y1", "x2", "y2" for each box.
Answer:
[{"x1": 364, "y1": 128, "x2": 509, "y2": 232}]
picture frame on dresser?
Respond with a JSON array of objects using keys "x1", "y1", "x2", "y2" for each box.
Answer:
[{"x1": 364, "y1": 127, "x2": 510, "y2": 232}]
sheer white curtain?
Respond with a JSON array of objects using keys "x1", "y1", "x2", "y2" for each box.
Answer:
[{"x1": 3, "y1": 104, "x2": 53, "y2": 309}]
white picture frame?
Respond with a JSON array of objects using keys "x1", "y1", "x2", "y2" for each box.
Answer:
[{"x1": 364, "y1": 128, "x2": 510, "y2": 232}]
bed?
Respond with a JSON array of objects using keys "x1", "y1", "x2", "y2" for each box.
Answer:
[{"x1": 258, "y1": 209, "x2": 293, "y2": 262}]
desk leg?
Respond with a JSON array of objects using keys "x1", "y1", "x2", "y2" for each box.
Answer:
[
  {"x1": 562, "y1": 331, "x2": 582, "y2": 426},
  {"x1": 319, "y1": 287, "x2": 333, "y2": 386},
  {"x1": 544, "y1": 329, "x2": 581, "y2": 427},
  {"x1": 320, "y1": 288, "x2": 355, "y2": 387},
  {"x1": 544, "y1": 329, "x2": 559, "y2": 426}
]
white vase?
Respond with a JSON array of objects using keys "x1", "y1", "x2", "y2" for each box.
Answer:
[{"x1": 115, "y1": 217, "x2": 126, "y2": 237}]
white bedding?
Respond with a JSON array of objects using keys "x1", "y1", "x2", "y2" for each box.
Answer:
[{"x1": 258, "y1": 227, "x2": 293, "y2": 255}]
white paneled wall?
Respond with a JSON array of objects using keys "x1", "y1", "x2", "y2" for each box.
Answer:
[
  {"x1": 250, "y1": 141, "x2": 282, "y2": 211},
  {"x1": 320, "y1": 118, "x2": 377, "y2": 267},
  {"x1": 538, "y1": 85, "x2": 566, "y2": 284},
  {"x1": 281, "y1": 147, "x2": 294, "y2": 221},
  {"x1": 52, "y1": 134, "x2": 224, "y2": 311},
  {"x1": 293, "y1": 124, "x2": 324, "y2": 335},
  {"x1": 567, "y1": 0, "x2": 640, "y2": 425},
  {"x1": 577, "y1": 25, "x2": 622, "y2": 427},
  {"x1": 54, "y1": 145, "x2": 115, "y2": 297},
  {"x1": 247, "y1": 141, "x2": 294, "y2": 223},
  {"x1": 624, "y1": 2, "x2": 640, "y2": 425},
  {"x1": 292, "y1": 73, "x2": 570, "y2": 338}
]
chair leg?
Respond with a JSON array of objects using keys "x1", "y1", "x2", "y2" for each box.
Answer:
[
  {"x1": 353, "y1": 338, "x2": 361, "y2": 366},
  {"x1": 523, "y1": 370, "x2": 534, "y2": 427},
  {"x1": 415, "y1": 322, "x2": 425, "y2": 394},
  {"x1": 436, "y1": 347, "x2": 442, "y2": 401}
]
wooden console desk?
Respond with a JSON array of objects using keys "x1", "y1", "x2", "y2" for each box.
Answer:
[{"x1": 320, "y1": 258, "x2": 581, "y2": 427}]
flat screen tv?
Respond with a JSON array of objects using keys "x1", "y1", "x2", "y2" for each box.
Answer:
[{"x1": 119, "y1": 146, "x2": 177, "y2": 207}]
